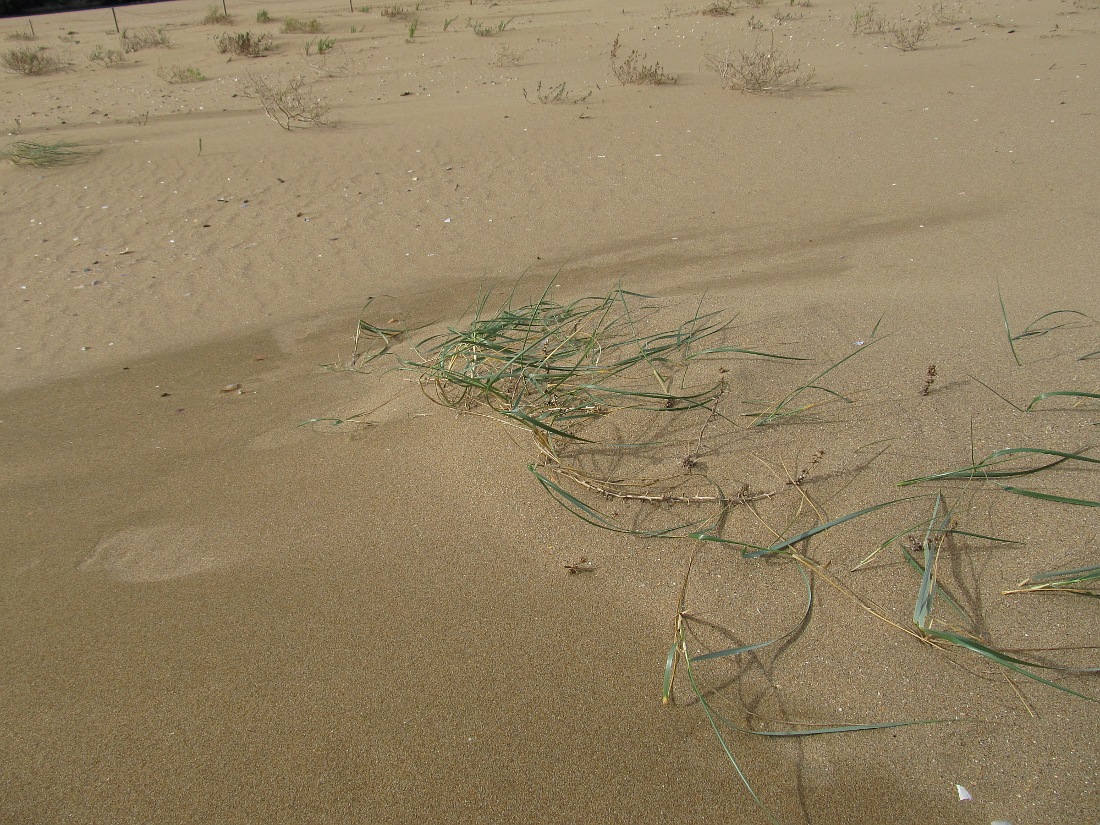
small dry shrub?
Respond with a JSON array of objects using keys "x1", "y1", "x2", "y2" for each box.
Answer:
[
  {"x1": 380, "y1": 4, "x2": 407, "y2": 18},
  {"x1": 202, "y1": 5, "x2": 233, "y2": 25},
  {"x1": 493, "y1": 44, "x2": 525, "y2": 66},
  {"x1": 851, "y1": 3, "x2": 888, "y2": 33},
  {"x1": 705, "y1": 39, "x2": 814, "y2": 92},
  {"x1": 282, "y1": 17, "x2": 323, "y2": 34},
  {"x1": 158, "y1": 64, "x2": 206, "y2": 83},
  {"x1": 1, "y1": 46, "x2": 62, "y2": 75},
  {"x1": 701, "y1": 0, "x2": 736, "y2": 12},
  {"x1": 89, "y1": 44, "x2": 125, "y2": 66},
  {"x1": 889, "y1": 17, "x2": 931, "y2": 49},
  {"x1": 216, "y1": 31, "x2": 274, "y2": 56},
  {"x1": 242, "y1": 73, "x2": 333, "y2": 129},
  {"x1": 120, "y1": 27, "x2": 171, "y2": 53},
  {"x1": 256, "y1": 9, "x2": 273, "y2": 23},
  {"x1": 522, "y1": 80, "x2": 592, "y2": 104},
  {"x1": 610, "y1": 35, "x2": 676, "y2": 85},
  {"x1": 6, "y1": 31, "x2": 36, "y2": 42}
]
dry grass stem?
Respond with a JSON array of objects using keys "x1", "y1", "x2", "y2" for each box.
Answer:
[
  {"x1": 243, "y1": 73, "x2": 334, "y2": 129},
  {"x1": 611, "y1": 35, "x2": 677, "y2": 85},
  {"x1": 705, "y1": 38, "x2": 814, "y2": 92}
]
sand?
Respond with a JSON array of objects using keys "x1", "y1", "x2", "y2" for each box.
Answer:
[{"x1": 1, "y1": 0, "x2": 1098, "y2": 822}]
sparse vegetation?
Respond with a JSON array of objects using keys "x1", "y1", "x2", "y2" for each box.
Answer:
[
  {"x1": 306, "y1": 37, "x2": 336, "y2": 55},
  {"x1": 705, "y1": 38, "x2": 814, "y2": 92},
  {"x1": 256, "y1": 9, "x2": 273, "y2": 23},
  {"x1": 216, "y1": 31, "x2": 274, "y2": 57},
  {"x1": 522, "y1": 80, "x2": 592, "y2": 104},
  {"x1": 243, "y1": 73, "x2": 333, "y2": 129},
  {"x1": 282, "y1": 17, "x2": 324, "y2": 34},
  {"x1": 852, "y1": 3, "x2": 888, "y2": 33},
  {"x1": 406, "y1": 16, "x2": 419, "y2": 40},
  {"x1": 1, "y1": 46, "x2": 63, "y2": 75},
  {"x1": 202, "y1": 5, "x2": 233, "y2": 25},
  {"x1": 157, "y1": 64, "x2": 206, "y2": 83},
  {"x1": 327, "y1": 276, "x2": 1100, "y2": 821},
  {"x1": 701, "y1": 1, "x2": 736, "y2": 14},
  {"x1": 2, "y1": 140, "x2": 96, "y2": 166},
  {"x1": 889, "y1": 16, "x2": 931, "y2": 49},
  {"x1": 469, "y1": 17, "x2": 514, "y2": 36},
  {"x1": 6, "y1": 31, "x2": 36, "y2": 42},
  {"x1": 610, "y1": 35, "x2": 677, "y2": 85},
  {"x1": 381, "y1": 4, "x2": 407, "y2": 18},
  {"x1": 89, "y1": 44, "x2": 125, "y2": 66},
  {"x1": 492, "y1": 44, "x2": 525, "y2": 66},
  {"x1": 120, "y1": 27, "x2": 171, "y2": 53}
]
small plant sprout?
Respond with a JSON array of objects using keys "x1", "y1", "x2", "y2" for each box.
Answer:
[
  {"x1": 306, "y1": 37, "x2": 336, "y2": 55},
  {"x1": 407, "y1": 16, "x2": 419, "y2": 40}
]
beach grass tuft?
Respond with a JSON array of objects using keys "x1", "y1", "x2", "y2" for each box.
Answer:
[
  {"x1": 1, "y1": 46, "x2": 63, "y2": 75},
  {"x1": 2, "y1": 140, "x2": 97, "y2": 166}
]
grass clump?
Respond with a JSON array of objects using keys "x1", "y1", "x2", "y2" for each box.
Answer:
[
  {"x1": 1, "y1": 46, "x2": 63, "y2": 75},
  {"x1": 469, "y1": 17, "x2": 514, "y2": 36},
  {"x1": 2, "y1": 140, "x2": 96, "y2": 167},
  {"x1": 701, "y1": 1, "x2": 736, "y2": 14},
  {"x1": 282, "y1": 17, "x2": 323, "y2": 34},
  {"x1": 256, "y1": 9, "x2": 273, "y2": 23},
  {"x1": 705, "y1": 37, "x2": 814, "y2": 92},
  {"x1": 89, "y1": 44, "x2": 125, "y2": 67},
  {"x1": 6, "y1": 31, "x2": 36, "y2": 42},
  {"x1": 216, "y1": 31, "x2": 273, "y2": 57},
  {"x1": 202, "y1": 5, "x2": 233, "y2": 25},
  {"x1": 610, "y1": 35, "x2": 677, "y2": 85},
  {"x1": 305, "y1": 37, "x2": 336, "y2": 56},
  {"x1": 157, "y1": 64, "x2": 206, "y2": 83},
  {"x1": 120, "y1": 26, "x2": 171, "y2": 53},
  {"x1": 380, "y1": 4, "x2": 407, "y2": 18},
  {"x1": 243, "y1": 73, "x2": 333, "y2": 130}
]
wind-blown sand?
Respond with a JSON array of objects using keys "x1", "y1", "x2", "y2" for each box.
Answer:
[{"x1": 1, "y1": 0, "x2": 1098, "y2": 822}]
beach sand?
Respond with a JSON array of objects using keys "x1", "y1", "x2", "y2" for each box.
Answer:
[{"x1": 1, "y1": 0, "x2": 1098, "y2": 822}]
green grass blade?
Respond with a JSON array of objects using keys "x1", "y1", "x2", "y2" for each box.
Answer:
[
  {"x1": 752, "y1": 498, "x2": 913, "y2": 558},
  {"x1": 999, "y1": 486, "x2": 1100, "y2": 507},
  {"x1": 1025, "y1": 391, "x2": 1100, "y2": 412},
  {"x1": 923, "y1": 628, "x2": 1097, "y2": 701},
  {"x1": 1013, "y1": 309, "x2": 1093, "y2": 339},
  {"x1": 997, "y1": 284, "x2": 1022, "y2": 366},
  {"x1": 899, "y1": 446, "x2": 1098, "y2": 486}
]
